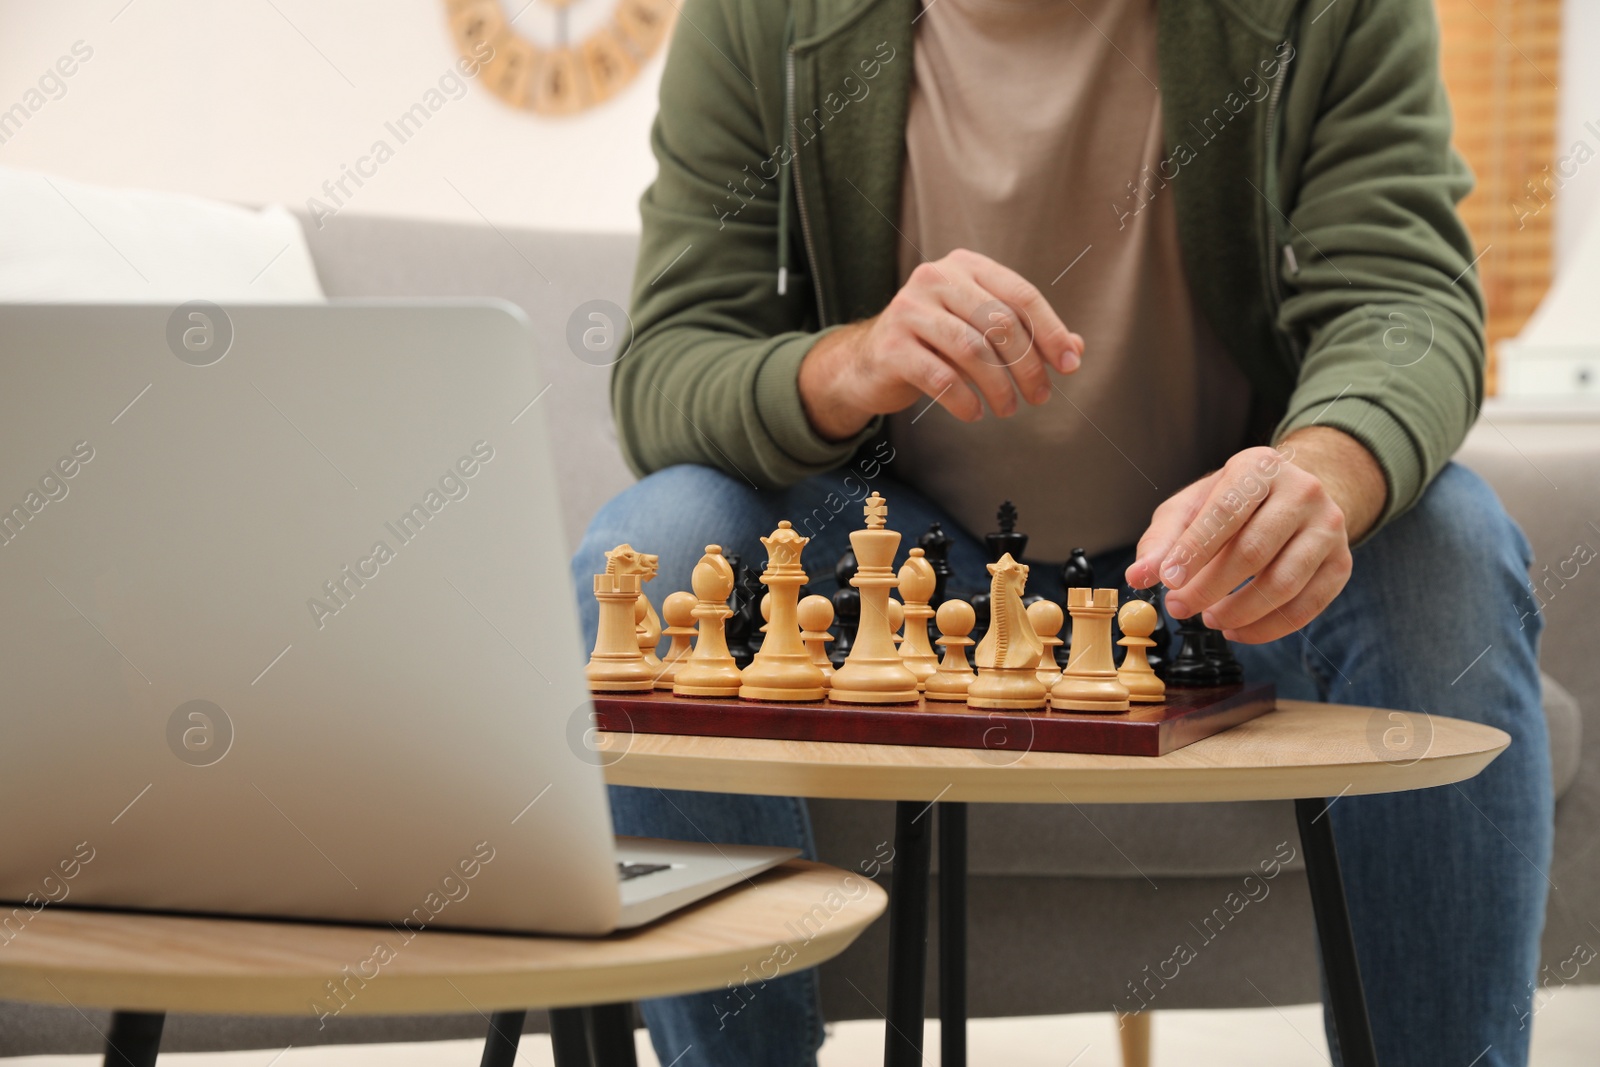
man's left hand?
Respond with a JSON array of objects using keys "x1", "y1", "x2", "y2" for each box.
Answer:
[{"x1": 1125, "y1": 427, "x2": 1387, "y2": 644}]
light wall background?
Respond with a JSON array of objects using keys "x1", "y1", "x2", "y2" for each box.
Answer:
[{"x1": 0, "y1": 0, "x2": 1597, "y2": 259}]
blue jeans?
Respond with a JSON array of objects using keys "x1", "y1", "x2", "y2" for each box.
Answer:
[{"x1": 573, "y1": 462, "x2": 1553, "y2": 1067}]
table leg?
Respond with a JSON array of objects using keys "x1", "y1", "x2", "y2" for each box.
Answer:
[
  {"x1": 884, "y1": 798, "x2": 933, "y2": 1067},
  {"x1": 478, "y1": 1010, "x2": 526, "y2": 1067},
  {"x1": 1295, "y1": 796, "x2": 1379, "y2": 1067},
  {"x1": 103, "y1": 1011, "x2": 164, "y2": 1067},
  {"x1": 585, "y1": 1002, "x2": 640, "y2": 1067},
  {"x1": 549, "y1": 1006, "x2": 593, "y2": 1067},
  {"x1": 938, "y1": 802, "x2": 967, "y2": 1067}
]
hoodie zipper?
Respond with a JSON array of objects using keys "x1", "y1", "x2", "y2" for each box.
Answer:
[{"x1": 786, "y1": 46, "x2": 830, "y2": 328}]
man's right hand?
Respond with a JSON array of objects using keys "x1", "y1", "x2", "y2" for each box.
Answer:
[{"x1": 797, "y1": 248, "x2": 1085, "y2": 442}]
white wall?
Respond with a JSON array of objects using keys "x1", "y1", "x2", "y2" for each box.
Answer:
[
  {"x1": 0, "y1": 0, "x2": 665, "y2": 233},
  {"x1": 1, "y1": 0, "x2": 1598, "y2": 258},
  {"x1": 1557, "y1": 0, "x2": 1600, "y2": 269}
]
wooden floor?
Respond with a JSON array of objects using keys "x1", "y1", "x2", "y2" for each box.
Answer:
[{"x1": 9, "y1": 992, "x2": 1600, "y2": 1066}]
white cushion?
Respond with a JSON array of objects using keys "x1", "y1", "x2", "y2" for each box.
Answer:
[{"x1": 0, "y1": 166, "x2": 324, "y2": 302}]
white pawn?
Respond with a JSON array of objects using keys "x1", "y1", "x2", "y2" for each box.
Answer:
[
  {"x1": 798, "y1": 594, "x2": 836, "y2": 689},
  {"x1": 925, "y1": 600, "x2": 977, "y2": 702},
  {"x1": 1028, "y1": 600, "x2": 1065, "y2": 687}
]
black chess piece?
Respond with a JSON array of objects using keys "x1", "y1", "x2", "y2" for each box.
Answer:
[
  {"x1": 1056, "y1": 546, "x2": 1095, "y2": 667},
  {"x1": 1167, "y1": 612, "x2": 1220, "y2": 687},
  {"x1": 723, "y1": 553, "x2": 763, "y2": 670},
  {"x1": 829, "y1": 546, "x2": 860, "y2": 669},
  {"x1": 917, "y1": 522, "x2": 953, "y2": 608},
  {"x1": 975, "y1": 502, "x2": 1032, "y2": 642},
  {"x1": 1139, "y1": 589, "x2": 1172, "y2": 681},
  {"x1": 1204, "y1": 627, "x2": 1244, "y2": 685},
  {"x1": 1062, "y1": 547, "x2": 1094, "y2": 590}
]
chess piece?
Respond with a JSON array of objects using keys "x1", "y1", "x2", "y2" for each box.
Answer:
[
  {"x1": 635, "y1": 597, "x2": 664, "y2": 675},
  {"x1": 967, "y1": 553, "x2": 1047, "y2": 710},
  {"x1": 1140, "y1": 589, "x2": 1171, "y2": 680},
  {"x1": 925, "y1": 599, "x2": 977, "y2": 702},
  {"x1": 1051, "y1": 588, "x2": 1131, "y2": 712},
  {"x1": 1167, "y1": 613, "x2": 1220, "y2": 688},
  {"x1": 654, "y1": 590, "x2": 697, "y2": 690},
  {"x1": 829, "y1": 547, "x2": 860, "y2": 668},
  {"x1": 798, "y1": 594, "x2": 836, "y2": 688},
  {"x1": 897, "y1": 548, "x2": 939, "y2": 689},
  {"x1": 974, "y1": 501, "x2": 1032, "y2": 643},
  {"x1": 1115, "y1": 599, "x2": 1166, "y2": 703},
  {"x1": 759, "y1": 593, "x2": 771, "y2": 633},
  {"x1": 1204, "y1": 627, "x2": 1244, "y2": 684},
  {"x1": 1058, "y1": 546, "x2": 1094, "y2": 667},
  {"x1": 726, "y1": 555, "x2": 765, "y2": 669},
  {"x1": 1028, "y1": 600, "x2": 1065, "y2": 687},
  {"x1": 830, "y1": 494, "x2": 920, "y2": 704},
  {"x1": 673, "y1": 545, "x2": 744, "y2": 698},
  {"x1": 1062, "y1": 547, "x2": 1094, "y2": 590},
  {"x1": 741, "y1": 521, "x2": 827, "y2": 701},
  {"x1": 917, "y1": 522, "x2": 953, "y2": 608},
  {"x1": 888, "y1": 598, "x2": 905, "y2": 646},
  {"x1": 633, "y1": 550, "x2": 664, "y2": 674},
  {"x1": 586, "y1": 544, "x2": 656, "y2": 692}
]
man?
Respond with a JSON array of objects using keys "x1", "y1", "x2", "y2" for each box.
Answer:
[{"x1": 574, "y1": 0, "x2": 1552, "y2": 1064}]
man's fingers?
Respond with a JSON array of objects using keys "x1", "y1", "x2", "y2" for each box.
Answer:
[
  {"x1": 958, "y1": 250, "x2": 1082, "y2": 372},
  {"x1": 894, "y1": 339, "x2": 984, "y2": 421},
  {"x1": 958, "y1": 295, "x2": 1054, "y2": 406},
  {"x1": 907, "y1": 305, "x2": 1026, "y2": 418},
  {"x1": 1164, "y1": 493, "x2": 1300, "y2": 618},
  {"x1": 1158, "y1": 448, "x2": 1289, "y2": 595},
  {"x1": 1219, "y1": 553, "x2": 1353, "y2": 645},
  {"x1": 1201, "y1": 527, "x2": 1341, "y2": 632},
  {"x1": 1126, "y1": 475, "x2": 1216, "y2": 589}
]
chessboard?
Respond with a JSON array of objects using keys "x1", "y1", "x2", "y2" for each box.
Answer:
[
  {"x1": 593, "y1": 683, "x2": 1275, "y2": 758},
  {"x1": 586, "y1": 491, "x2": 1273, "y2": 760}
]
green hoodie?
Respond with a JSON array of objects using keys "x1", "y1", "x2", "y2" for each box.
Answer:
[{"x1": 615, "y1": 0, "x2": 1485, "y2": 536}]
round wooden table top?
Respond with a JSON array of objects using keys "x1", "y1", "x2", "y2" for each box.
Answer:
[
  {"x1": 599, "y1": 700, "x2": 1508, "y2": 804},
  {"x1": 0, "y1": 861, "x2": 883, "y2": 1016}
]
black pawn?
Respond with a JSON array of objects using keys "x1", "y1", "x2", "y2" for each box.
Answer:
[
  {"x1": 917, "y1": 522, "x2": 953, "y2": 609},
  {"x1": 829, "y1": 547, "x2": 860, "y2": 669},
  {"x1": 1167, "y1": 613, "x2": 1220, "y2": 688},
  {"x1": 724, "y1": 554, "x2": 762, "y2": 670},
  {"x1": 1204, "y1": 628, "x2": 1244, "y2": 685},
  {"x1": 1062, "y1": 547, "x2": 1094, "y2": 591},
  {"x1": 1139, "y1": 590, "x2": 1172, "y2": 681}
]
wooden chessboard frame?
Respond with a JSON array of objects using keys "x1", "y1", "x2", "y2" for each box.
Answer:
[{"x1": 592, "y1": 682, "x2": 1275, "y2": 758}]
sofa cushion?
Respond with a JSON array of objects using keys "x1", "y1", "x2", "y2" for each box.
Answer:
[{"x1": 0, "y1": 166, "x2": 323, "y2": 302}]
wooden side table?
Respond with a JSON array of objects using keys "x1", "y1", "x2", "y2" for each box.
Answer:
[
  {"x1": 600, "y1": 700, "x2": 1510, "y2": 1067},
  {"x1": 0, "y1": 860, "x2": 885, "y2": 1067}
]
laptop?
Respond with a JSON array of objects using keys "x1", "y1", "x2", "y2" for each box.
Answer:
[{"x1": 0, "y1": 301, "x2": 795, "y2": 936}]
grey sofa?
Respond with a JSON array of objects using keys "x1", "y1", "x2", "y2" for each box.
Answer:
[{"x1": 4, "y1": 213, "x2": 1596, "y2": 1055}]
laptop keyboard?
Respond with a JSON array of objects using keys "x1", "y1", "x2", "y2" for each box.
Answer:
[{"x1": 617, "y1": 862, "x2": 672, "y2": 882}]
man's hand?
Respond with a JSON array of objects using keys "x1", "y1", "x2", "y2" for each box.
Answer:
[
  {"x1": 798, "y1": 248, "x2": 1084, "y2": 442},
  {"x1": 1125, "y1": 427, "x2": 1387, "y2": 644}
]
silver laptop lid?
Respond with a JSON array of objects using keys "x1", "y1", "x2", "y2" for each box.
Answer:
[{"x1": 0, "y1": 302, "x2": 621, "y2": 935}]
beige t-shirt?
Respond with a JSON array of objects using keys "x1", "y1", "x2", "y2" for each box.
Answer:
[{"x1": 887, "y1": 0, "x2": 1253, "y2": 558}]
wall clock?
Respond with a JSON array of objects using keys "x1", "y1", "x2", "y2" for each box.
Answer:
[{"x1": 445, "y1": 0, "x2": 676, "y2": 116}]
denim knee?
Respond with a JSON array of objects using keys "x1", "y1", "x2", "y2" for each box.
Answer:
[
  {"x1": 1369, "y1": 462, "x2": 1540, "y2": 636},
  {"x1": 571, "y1": 465, "x2": 775, "y2": 619}
]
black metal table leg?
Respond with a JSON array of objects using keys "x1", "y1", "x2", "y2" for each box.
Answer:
[
  {"x1": 103, "y1": 1011, "x2": 164, "y2": 1067},
  {"x1": 586, "y1": 1002, "x2": 639, "y2": 1067},
  {"x1": 939, "y1": 802, "x2": 967, "y2": 1067},
  {"x1": 884, "y1": 798, "x2": 934, "y2": 1067},
  {"x1": 1296, "y1": 796, "x2": 1379, "y2": 1067},
  {"x1": 479, "y1": 1010, "x2": 526, "y2": 1067},
  {"x1": 550, "y1": 1006, "x2": 594, "y2": 1067}
]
